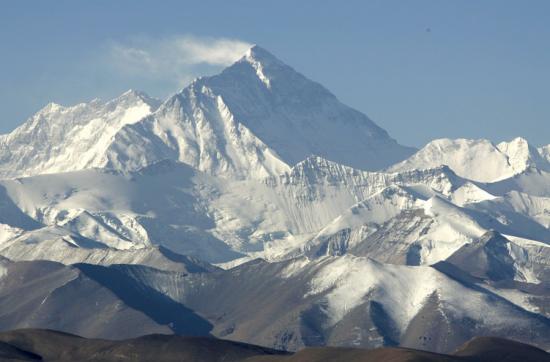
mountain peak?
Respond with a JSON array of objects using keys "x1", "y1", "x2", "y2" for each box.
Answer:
[
  {"x1": 119, "y1": 89, "x2": 147, "y2": 99},
  {"x1": 34, "y1": 90, "x2": 155, "y2": 119},
  {"x1": 0, "y1": 89, "x2": 158, "y2": 179},
  {"x1": 147, "y1": 46, "x2": 414, "y2": 174},
  {"x1": 114, "y1": 89, "x2": 160, "y2": 109},
  {"x1": 290, "y1": 155, "x2": 362, "y2": 176},
  {"x1": 508, "y1": 136, "x2": 529, "y2": 145},
  {"x1": 234, "y1": 45, "x2": 286, "y2": 89},
  {"x1": 3, "y1": 46, "x2": 413, "y2": 180},
  {"x1": 388, "y1": 137, "x2": 550, "y2": 183},
  {"x1": 497, "y1": 137, "x2": 549, "y2": 173},
  {"x1": 38, "y1": 102, "x2": 65, "y2": 115},
  {"x1": 243, "y1": 45, "x2": 283, "y2": 66}
]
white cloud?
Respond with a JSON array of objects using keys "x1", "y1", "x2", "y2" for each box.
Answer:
[{"x1": 106, "y1": 35, "x2": 252, "y2": 87}]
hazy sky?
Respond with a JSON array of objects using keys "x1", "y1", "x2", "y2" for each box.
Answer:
[{"x1": 1, "y1": 0, "x2": 549, "y2": 147}]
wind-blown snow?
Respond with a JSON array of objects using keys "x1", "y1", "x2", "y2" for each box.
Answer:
[{"x1": 102, "y1": 46, "x2": 415, "y2": 178}]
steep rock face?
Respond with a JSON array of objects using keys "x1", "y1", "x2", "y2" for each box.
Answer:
[
  {"x1": 104, "y1": 46, "x2": 415, "y2": 179},
  {"x1": 388, "y1": 137, "x2": 550, "y2": 183},
  {"x1": 444, "y1": 231, "x2": 519, "y2": 281},
  {"x1": 0, "y1": 91, "x2": 160, "y2": 179}
]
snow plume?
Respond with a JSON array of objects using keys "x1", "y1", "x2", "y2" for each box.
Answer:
[{"x1": 106, "y1": 34, "x2": 252, "y2": 86}]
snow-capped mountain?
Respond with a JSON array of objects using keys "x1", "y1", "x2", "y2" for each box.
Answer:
[
  {"x1": 3, "y1": 255, "x2": 549, "y2": 353},
  {"x1": 0, "y1": 46, "x2": 415, "y2": 181},
  {"x1": 0, "y1": 90, "x2": 160, "y2": 179},
  {"x1": 103, "y1": 46, "x2": 415, "y2": 179},
  {"x1": 0, "y1": 160, "x2": 465, "y2": 264},
  {"x1": 388, "y1": 137, "x2": 550, "y2": 182},
  {"x1": 0, "y1": 45, "x2": 549, "y2": 354}
]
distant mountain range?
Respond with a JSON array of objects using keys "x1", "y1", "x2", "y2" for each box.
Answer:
[
  {"x1": 0, "y1": 46, "x2": 549, "y2": 355},
  {"x1": 0, "y1": 46, "x2": 414, "y2": 180}
]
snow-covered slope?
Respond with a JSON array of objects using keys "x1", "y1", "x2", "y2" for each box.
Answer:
[
  {"x1": 114, "y1": 255, "x2": 550, "y2": 352},
  {"x1": 0, "y1": 46, "x2": 414, "y2": 181},
  {"x1": 3, "y1": 256, "x2": 550, "y2": 352},
  {"x1": 0, "y1": 227, "x2": 217, "y2": 273},
  {"x1": 0, "y1": 44, "x2": 549, "y2": 355},
  {"x1": 103, "y1": 46, "x2": 415, "y2": 178},
  {"x1": 303, "y1": 189, "x2": 489, "y2": 265},
  {"x1": 0, "y1": 90, "x2": 160, "y2": 179},
  {"x1": 0, "y1": 160, "x2": 463, "y2": 264},
  {"x1": 0, "y1": 164, "x2": 247, "y2": 263},
  {"x1": 2, "y1": 149, "x2": 548, "y2": 269},
  {"x1": 497, "y1": 137, "x2": 550, "y2": 172},
  {"x1": 298, "y1": 177, "x2": 550, "y2": 272},
  {"x1": 302, "y1": 185, "x2": 426, "y2": 258},
  {"x1": 303, "y1": 256, "x2": 545, "y2": 341},
  {"x1": 485, "y1": 167, "x2": 550, "y2": 198},
  {"x1": 540, "y1": 144, "x2": 550, "y2": 162},
  {"x1": 388, "y1": 137, "x2": 550, "y2": 183},
  {"x1": 444, "y1": 231, "x2": 541, "y2": 283}
]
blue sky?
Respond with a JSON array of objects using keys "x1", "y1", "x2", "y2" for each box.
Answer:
[{"x1": 1, "y1": 0, "x2": 549, "y2": 147}]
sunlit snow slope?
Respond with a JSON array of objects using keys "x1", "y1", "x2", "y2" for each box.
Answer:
[{"x1": 0, "y1": 44, "x2": 549, "y2": 354}]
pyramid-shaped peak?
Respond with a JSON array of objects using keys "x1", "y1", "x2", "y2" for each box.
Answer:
[
  {"x1": 245, "y1": 45, "x2": 280, "y2": 60},
  {"x1": 240, "y1": 45, "x2": 286, "y2": 68},
  {"x1": 155, "y1": 43, "x2": 414, "y2": 175},
  {"x1": 202, "y1": 45, "x2": 298, "y2": 91}
]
